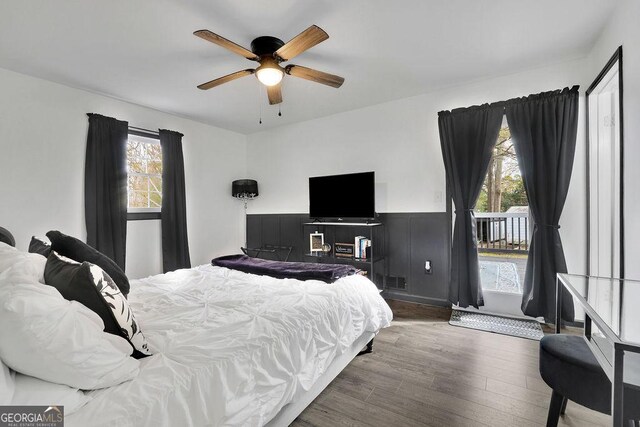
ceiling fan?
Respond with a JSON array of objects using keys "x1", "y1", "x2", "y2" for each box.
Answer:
[{"x1": 194, "y1": 25, "x2": 345, "y2": 105}]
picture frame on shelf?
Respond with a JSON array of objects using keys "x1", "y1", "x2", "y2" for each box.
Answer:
[
  {"x1": 334, "y1": 243, "x2": 355, "y2": 258},
  {"x1": 309, "y1": 232, "x2": 324, "y2": 253}
]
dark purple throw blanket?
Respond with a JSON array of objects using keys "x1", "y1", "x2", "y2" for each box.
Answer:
[{"x1": 211, "y1": 254, "x2": 360, "y2": 283}]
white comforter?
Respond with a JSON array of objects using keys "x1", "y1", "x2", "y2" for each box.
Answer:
[{"x1": 67, "y1": 265, "x2": 392, "y2": 427}]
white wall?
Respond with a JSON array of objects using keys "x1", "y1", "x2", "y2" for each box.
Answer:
[
  {"x1": 247, "y1": 58, "x2": 589, "y2": 275},
  {"x1": 585, "y1": 0, "x2": 640, "y2": 280},
  {"x1": 0, "y1": 67, "x2": 247, "y2": 279},
  {"x1": 2, "y1": 26, "x2": 622, "y2": 283}
]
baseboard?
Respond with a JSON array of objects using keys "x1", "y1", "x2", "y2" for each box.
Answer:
[{"x1": 382, "y1": 291, "x2": 450, "y2": 307}]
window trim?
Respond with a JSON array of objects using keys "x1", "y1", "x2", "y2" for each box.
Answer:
[
  {"x1": 128, "y1": 128, "x2": 159, "y2": 139},
  {"x1": 126, "y1": 129, "x2": 162, "y2": 221},
  {"x1": 127, "y1": 211, "x2": 161, "y2": 221}
]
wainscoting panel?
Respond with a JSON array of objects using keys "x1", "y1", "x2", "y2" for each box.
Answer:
[
  {"x1": 408, "y1": 214, "x2": 450, "y2": 302},
  {"x1": 378, "y1": 213, "x2": 450, "y2": 305},
  {"x1": 246, "y1": 214, "x2": 307, "y2": 261},
  {"x1": 280, "y1": 215, "x2": 305, "y2": 261},
  {"x1": 246, "y1": 213, "x2": 450, "y2": 306},
  {"x1": 261, "y1": 216, "x2": 281, "y2": 248},
  {"x1": 382, "y1": 214, "x2": 410, "y2": 279}
]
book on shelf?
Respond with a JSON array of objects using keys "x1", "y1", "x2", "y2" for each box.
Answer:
[
  {"x1": 354, "y1": 236, "x2": 364, "y2": 258},
  {"x1": 354, "y1": 236, "x2": 371, "y2": 259}
]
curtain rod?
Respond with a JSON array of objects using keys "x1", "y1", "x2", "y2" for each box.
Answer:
[
  {"x1": 437, "y1": 85, "x2": 580, "y2": 117},
  {"x1": 86, "y1": 114, "x2": 166, "y2": 136},
  {"x1": 129, "y1": 126, "x2": 159, "y2": 135}
]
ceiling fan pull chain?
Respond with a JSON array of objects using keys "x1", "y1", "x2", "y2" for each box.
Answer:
[
  {"x1": 257, "y1": 81, "x2": 263, "y2": 124},
  {"x1": 278, "y1": 105, "x2": 282, "y2": 117}
]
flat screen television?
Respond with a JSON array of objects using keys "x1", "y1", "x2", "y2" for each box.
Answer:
[{"x1": 309, "y1": 171, "x2": 375, "y2": 220}]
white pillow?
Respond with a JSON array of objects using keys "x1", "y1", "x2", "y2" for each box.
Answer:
[
  {"x1": 0, "y1": 241, "x2": 15, "y2": 253},
  {"x1": 12, "y1": 374, "x2": 91, "y2": 415},
  {"x1": 0, "y1": 359, "x2": 14, "y2": 404},
  {"x1": 0, "y1": 242, "x2": 46, "y2": 284},
  {"x1": 0, "y1": 278, "x2": 140, "y2": 390},
  {"x1": 0, "y1": 242, "x2": 19, "y2": 273}
]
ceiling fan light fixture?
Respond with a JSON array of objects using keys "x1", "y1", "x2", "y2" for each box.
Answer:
[
  {"x1": 256, "y1": 58, "x2": 284, "y2": 86},
  {"x1": 256, "y1": 67, "x2": 283, "y2": 86}
]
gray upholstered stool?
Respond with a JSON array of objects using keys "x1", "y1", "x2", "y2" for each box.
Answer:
[{"x1": 539, "y1": 334, "x2": 639, "y2": 426}]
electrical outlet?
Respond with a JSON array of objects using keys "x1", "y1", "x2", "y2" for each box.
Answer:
[{"x1": 425, "y1": 260, "x2": 432, "y2": 274}]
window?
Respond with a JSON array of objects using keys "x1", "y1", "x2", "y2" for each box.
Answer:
[{"x1": 126, "y1": 132, "x2": 162, "y2": 218}]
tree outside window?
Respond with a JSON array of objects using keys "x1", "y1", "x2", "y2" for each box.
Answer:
[
  {"x1": 476, "y1": 127, "x2": 527, "y2": 213},
  {"x1": 126, "y1": 135, "x2": 162, "y2": 211}
]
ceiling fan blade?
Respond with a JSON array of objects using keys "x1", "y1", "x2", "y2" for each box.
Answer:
[
  {"x1": 197, "y1": 69, "x2": 255, "y2": 90},
  {"x1": 285, "y1": 65, "x2": 344, "y2": 88},
  {"x1": 275, "y1": 25, "x2": 329, "y2": 61},
  {"x1": 194, "y1": 30, "x2": 259, "y2": 61},
  {"x1": 267, "y1": 84, "x2": 283, "y2": 105}
]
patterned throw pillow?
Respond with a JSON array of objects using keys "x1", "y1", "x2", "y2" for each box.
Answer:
[{"x1": 44, "y1": 252, "x2": 151, "y2": 358}]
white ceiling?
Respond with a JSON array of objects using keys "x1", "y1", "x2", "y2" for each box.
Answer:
[{"x1": 0, "y1": 0, "x2": 617, "y2": 134}]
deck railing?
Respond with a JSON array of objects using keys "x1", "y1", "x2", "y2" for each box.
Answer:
[{"x1": 475, "y1": 212, "x2": 529, "y2": 253}]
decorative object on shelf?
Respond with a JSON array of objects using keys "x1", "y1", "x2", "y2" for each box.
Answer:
[
  {"x1": 232, "y1": 179, "x2": 259, "y2": 210},
  {"x1": 321, "y1": 243, "x2": 332, "y2": 254},
  {"x1": 335, "y1": 243, "x2": 355, "y2": 258},
  {"x1": 309, "y1": 232, "x2": 324, "y2": 253}
]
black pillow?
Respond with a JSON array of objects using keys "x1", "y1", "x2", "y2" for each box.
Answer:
[
  {"x1": 0, "y1": 226, "x2": 15, "y2": 247},
  {"x1": 46, "y1": 230, "x2": 130, "y2": 296},
  {"x1": 28, "y1": 236, "x2": 52, "y2": 257},
  {"x1": 44, "y1": 252, "x2": 151, "y2": 359}
]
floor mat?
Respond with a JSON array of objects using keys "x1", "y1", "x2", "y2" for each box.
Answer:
[
  {"x1": 480, "y1": 260, "x2": 521, "y2": 293},
  {"x1": 449, "y1": 309, "x2": 544, "y2": 340}
]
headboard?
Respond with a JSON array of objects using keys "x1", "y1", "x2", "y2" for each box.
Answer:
[{"x1": 0, "y1": 226, "x2": 15, "y2": 247}]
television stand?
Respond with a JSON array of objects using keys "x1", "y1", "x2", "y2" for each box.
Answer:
[
  {"x1": 302, "y1": 221, "x2": 385, "y2": 289},
  {"x1": 304, "y1": 221, "x2": 381, "y2": 227}
]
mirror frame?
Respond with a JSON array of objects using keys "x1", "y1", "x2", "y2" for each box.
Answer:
[{"x1": 586, "y1": 46, "x2": 624, "y2": 278}]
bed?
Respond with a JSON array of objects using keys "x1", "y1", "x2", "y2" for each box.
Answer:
[{"x1": 0, "y1": 228, "x2": 393, "y2": 426}]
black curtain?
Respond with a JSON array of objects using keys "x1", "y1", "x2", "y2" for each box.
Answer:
[
  {"x1": 505, "y1": 86, "x2": 579, "y2": 322},
  {"x1": 438, "y1": 105, "x2": 504, "y2": 308},
  {"x1": 159, "y1": 129, "x2": 191, "y2": 272},
  {"x1": 85, "y1": 113, "x2": 128, "y2": 269}
]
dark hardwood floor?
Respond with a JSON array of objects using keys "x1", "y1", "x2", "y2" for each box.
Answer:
[{"x1": 292, "y1": 300, "x2": 610, "y2": 427}]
